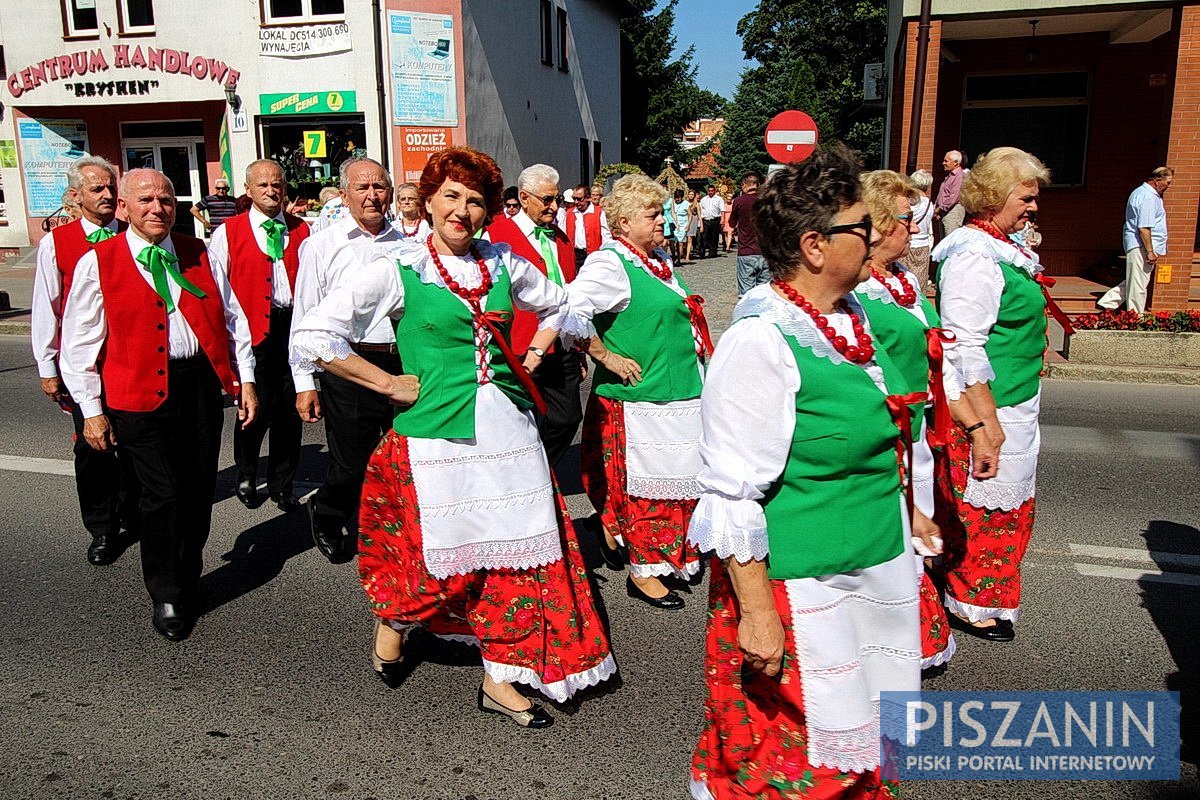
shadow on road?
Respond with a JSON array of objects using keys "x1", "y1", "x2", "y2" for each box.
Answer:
[
  {"x1": 1139, "y1": 520, "x2": 1200, "y2": 766},
  {"x1": 196, "y1": 506, "x2": 314, "y2": 616}
]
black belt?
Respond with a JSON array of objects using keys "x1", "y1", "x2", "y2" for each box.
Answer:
[{"x1": 352, "y1": 342, "x2": 398, "y2": 355}]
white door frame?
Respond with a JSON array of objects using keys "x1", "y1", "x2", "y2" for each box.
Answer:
[{"x1": 121, "y1": 136, "x2": 205, "y2": 237}]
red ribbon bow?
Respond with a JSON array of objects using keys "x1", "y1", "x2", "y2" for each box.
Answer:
[
  {"x1": 1034, "y1": 273, "x2": 1076, "y2": 336},
  {"x1": 684, "y1": 294, "x2": 715, "y2": 357},
  {"x1": 886, "y1": 391, "x2": 928, "y2": 522},
  {"x1": 924, "y1": 327, "x2": 957, "y2": 447},
  {"x1": 469, "y1": 303, "x2": 548, "y2": 416}
]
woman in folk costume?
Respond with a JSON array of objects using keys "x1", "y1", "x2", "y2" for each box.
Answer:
[
  {"x1": 931, "y1": 147, "x2": 1052, "y2": 642},
  {"x1": 854, "y1": 170, "x2": 1000, "y2": 671},
  {"x1": 569, "y1": 174, "x2": 713, "y2": 610},
  {"x1": 290, "y1": 147, "x2": 614, "y2": 728},
  {"x1": 687, "y1": 145, "x2": 936, "y2": 800}
]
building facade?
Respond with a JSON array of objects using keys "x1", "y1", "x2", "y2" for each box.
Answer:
[
  {"x1": 0, "y1": 0, "x2": 623, "y2": 247},
  {"x1": 886, "y1": 0, "x2": 1199, "y2": 310}
]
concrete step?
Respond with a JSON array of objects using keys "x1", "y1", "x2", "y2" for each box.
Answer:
[{"x1": 1046, "y1": 360, "x2": 1200, "y2": 385}]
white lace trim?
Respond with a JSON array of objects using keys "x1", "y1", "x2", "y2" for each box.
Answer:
[
  {"x1": 959, "y1": 361, "x2": 997, "y2": 387},
  {"x1": 429, "y1": 632, "x2": 480, "y2": 646},
  {"x1": 419, "y1": 482, "x2": 554, "y2": 518},
  {"x1": 945, "y1": 594, "x2": 1020, "y2": 623},
  {"x1": 689, "y1": 779, "x2": 715, "y2": 800},
  {"x1": 805, "y1": 703, "x2": 884, "y2": 774},
  {"x1": 289, "y1": 334, "x2": 353, "y2": 374},
  {"x1": 627, "y1": 474, "x2": 700, "y2": 501},
  {"x1": 411, "y1": 441, "x2": 544, "y2": 468},
  {"x1": 963, "y1": 476, "x2": 1036, "y2": 511},
  {"x1": 602, "y1": 240, "x2": 686, "y2": 297},
  {"x1": 856, "y1": 269, "x2": 927, "y2": 322},
  {"x1": 423, "y1": 527, "x2": 562, "y2": 579},
  {"x1": 930, "y1": 226, "x2": 1041, "y2": 276},
  {"x1": 628, "y1": 558, "x2": 702, "y2": 579},
  {"x1": 481, "y1": 652, "x2": 618, "y2": 704},
  {"x1": 557, "y1": 309, "x2": 594, "y2": 349},
  {"x1": 400, "y1": 241, "x2": 505, "y2": 288},
  {"x1": 686, "y1": 500, "x2": 770, "y2": 564},
  {"x1": 922, "y1": 634, "x2": 957, "y2": 670}
]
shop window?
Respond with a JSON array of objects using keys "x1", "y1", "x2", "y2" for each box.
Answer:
[
  {"x1": 62, "y1": 0, "x2": 99, "y2": 38},
  {"x1": 540, "y1": 0, "x2": 553, "y2": 66},
  {"x1": 262, "y1": 0, "x2": 344, "y2": 25},
  {"x1": 259, "y1": 115, "x2": 366, "y2": 201},
  {"x1": 960, "y1": 71, "x2": 1089, "y2": 187},
  {"x1": 118, "y1": 0, "x2": 154, "y2": 34},
  {"x1": 557, "y1": 7, "x2": 569, "y2": 72}
]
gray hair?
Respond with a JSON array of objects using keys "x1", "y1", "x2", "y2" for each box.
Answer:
[
  {"x1": 396, "y1": 182, "x2": 418, "y2": 193},
  {"x1": 339, "y1": 157, "x2": 390, "y2": 187},
  {"x1": 67, "y1": 155, "x2": 117, "y2": 191},
  {"x1": 517, "y1": 164, "x2": 559, "y2": 193},
  {"x1": 120, "y1": 167, "x2": 174, "y2": 198},
  {"x1": 910, "y1": 169, "x2": 933, "y2": 191},
  {"x1": 244, "y1": 158, "x2": 283, "y2": 182},
  {"x1": 945, "y1": 150, "x2": 963, "y2": 165},
  {"x1": 1150, "y1": 166, "x2": 1175, "y2": 180}
]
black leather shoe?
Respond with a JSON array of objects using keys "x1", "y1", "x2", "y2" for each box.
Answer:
[
  {"x1": 626, "y1": 575, "x2": 685, "y2": 610},
  {"x1": 87, "y1": 534, "x2": 125, "y2": 566},
  {"x1": 477, "y1": 686, "x2": 553, "y2": 729},
  {"x1": 235, "y1": 478, "x2": 258, "y2": 508},
  {"x1": 948, "y1": 614, "x2": 1014, "y2": 642},
  {"x1": 272, "y1": 494, "x2": 301, "y2": 514},
  {"x1": 308, "y1": 504, "x2": 346, "y2": 563},
  {"x1": 152, "y1": 602, "x2": 192, "y2": 642},
  {"x1": 598, "y1": 534, "x2": 626, "y2": 571}
]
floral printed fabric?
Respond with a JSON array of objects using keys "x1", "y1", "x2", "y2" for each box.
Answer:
[
  {"x1": 690, "y1": 560, "x2": 899, "y2": 800},
  {"x1": 934, "y1": 426, "x2": 1036, "y2": 621},
  {"x1": 918, "y1": 567, "x2": 953, "y2": 666},
  {"x1": 358, "y1": 431, "x2": 615, "y2": 700},
  {"x1": 581, "y1": 393, "x2": 700, "y2": 578}
]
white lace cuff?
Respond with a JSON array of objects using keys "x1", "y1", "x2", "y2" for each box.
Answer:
[
  {"x1": 687, "y1": 494, "x2": 769, "y2": 563},
  {"x1": 955, "y1": 346, "x2": 995, "y2": 387},
  {"x1": 289, "y1": 332, "x2": 354, "y2": 375},
  {"x1": 556, "y1": 308, "x2": 595, "y2": 349}
]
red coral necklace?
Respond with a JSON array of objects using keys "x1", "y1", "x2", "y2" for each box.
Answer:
[
  {"x1": 772, "y1": 280, "x2": 875, "y2": 364},
  {"x1": 870, "y1": 264, "x2": 917, "y2": 307},
  {"x1": 425, "y1": 234, "x2": 492, "y2": 302},
  {"x1": 616, "y1": 236, "x2": 672, "y2": 281}
]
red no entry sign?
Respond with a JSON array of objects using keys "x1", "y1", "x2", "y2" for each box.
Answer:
[{"x1": 764, "y1": 110, "x2": 819, "y2": 163}]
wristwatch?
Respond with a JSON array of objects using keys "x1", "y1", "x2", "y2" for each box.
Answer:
[{"x1": 527, "y1": 347, "x2": 546, "y2": 358}]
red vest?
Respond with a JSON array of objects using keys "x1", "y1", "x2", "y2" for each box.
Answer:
[
  {"x1": 52, "y1": 219, "x2": 127, "y2": 303},
  {"x1": 224, "y1": 210, "x2": 311, "y2": 346},
  {"x1": 565, "y1": 206, "x2": 603, "y2": 253},
  {"x1": 485, "y1": 215, "x2": 576, "y2": 353},
  {"x1": 94, "y1": 232, "x2": 238, "y2": 412}
]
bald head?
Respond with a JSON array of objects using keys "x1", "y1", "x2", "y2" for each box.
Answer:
[
  {"x1": 244, "y1": 159, "x2": 287, "y2": 217},
  {"x1": 119, "y1": 168, "x2": 176, "y2": 244}
]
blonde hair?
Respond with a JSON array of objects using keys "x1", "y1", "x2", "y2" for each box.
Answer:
[
  {"x1": 603, "y1": 174, "x2": 668, "y2": 237},
  {"x1": 910, "y1": 169, "x2": 933, "y2": 191},
  {"x1": 860, "y1": 170, "x2": 920, "y2": 237},
  {"x1": 961, "y1": 147, "x2": 1050, "y2": 215}
]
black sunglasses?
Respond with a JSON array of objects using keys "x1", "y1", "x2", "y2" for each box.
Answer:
[
  {"x1": 825, "y1": 214, "x2": 873, "y2": 242},
  {"x1": 532, "y1": 194, "x2": 563, "y2": 206},
  {"x1": 505, "y1": 202, "x2": 520, "y2": 209}
]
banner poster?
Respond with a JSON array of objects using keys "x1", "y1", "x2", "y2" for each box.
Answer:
[
  {"x1": 388, "y1": 11, "x2": 458, "y2": 127},
  {"x1": 17, "y1": 119, "x2": 89, "y2": 217}
]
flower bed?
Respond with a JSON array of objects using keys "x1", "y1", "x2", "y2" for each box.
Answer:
[
  {"x1": 1066, "y1": 319, "x2": 1200, "y2": 368},
  {"x1": 1071, "y1": 308, "x2": 1200, "y2": 333}
]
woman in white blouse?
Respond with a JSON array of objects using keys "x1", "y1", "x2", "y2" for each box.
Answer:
[
  {"x1": 931, "y1": 147, "x2": 1050, "y2": 643},
  {"x1": 290, "y1": 147, "x2": 614, "y2": 728},
  {"x1": 686, "y1": 146, "x2": 934, "y2": 799},
  {"x1": 569, "y1": 174, "x2": 713, "y2": 610}
]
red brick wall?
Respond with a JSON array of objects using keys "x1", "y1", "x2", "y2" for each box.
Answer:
[
  {"x1": 1159, "y1": 4, "x2": 1200, "y2": 310},
  {"x1": 892, "y1": 19, "x2": 942, "y2": 174}
]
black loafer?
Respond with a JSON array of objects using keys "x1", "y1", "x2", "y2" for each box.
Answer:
[
  {"x1": 477, "y1": 687, "x2": 553, "y2": 729},
  {"x1": 370, "y1": 619, "x2": 405, "y2": 688},
  {"x1": 272, "y1": 494, "x2": 301, "y2": 514},
  {"x1": 948, "y1": 614, "x2": 1014, "y2": 642},
  {"x1": 152, "y1": 602, "x2": 192, "y2": 642},
  {"x1": 87, "y1": 534, "x2": 125, "y2": 566},
  {"x1": 626, "y1": 575, "x2": 685, "y2": 610},
  {"x1": 235, "y1": 478, "x2": 258, "y2": 508},
  {"x1": 598, "y1": 535, "x2": 627, "y2": 571},
  {"x1": 308, "y1": 504, "x2": 346, "y2": 563}
]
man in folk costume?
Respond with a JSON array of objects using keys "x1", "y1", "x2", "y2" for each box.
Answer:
[
  {"x1": 60, "y1": 168, "x2": 258, "y2": 642},
  {"x1": 485, "y1": 163, "x2": 582, "y2": 467},
  {"x1": 31, "y1": 155, "x2": 139, "y2": 566},
  {"x1": 209, "y1": 159, "x2": 310, "y2": 513},
  {"x1": 562, "y1": 182, "x2": 611, "y2": 272}
]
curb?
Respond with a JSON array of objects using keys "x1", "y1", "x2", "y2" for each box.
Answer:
[
  {"x1": 1046, "y1": 361, "x2": 1200, "y2": 386},
  {"x1": 0, "y1": 321, "x2": 30, "y2": 336}
]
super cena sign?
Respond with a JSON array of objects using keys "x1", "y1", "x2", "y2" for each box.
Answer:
[{"x1": 7, "y1": 45, "x2": 240, "y2": 99}]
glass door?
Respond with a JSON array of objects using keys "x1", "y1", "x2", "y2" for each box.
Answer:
[{"x1": 122, "y1": 138, "x2": 203, "y2": 236}]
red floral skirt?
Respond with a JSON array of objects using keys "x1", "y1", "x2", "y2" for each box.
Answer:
[
  {"x1": 690, "y1": 560, "x2": 898, "y2": 800},
  {"x1": 581, "y1": 393, "x2": 700, "y2": 578},
  {"x1": 358, "y1": 431, "x2": 615, "y2": 701},
  {"x1": 934, "y1": 427, "x2": 1036, "y2": 621},
  {"x1": 918, "y1": 565, "x2": 954, "y2": 667}
]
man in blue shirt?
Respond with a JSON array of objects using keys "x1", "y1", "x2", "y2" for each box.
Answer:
[{"x1": 1099, "y1": 167, "x2": 1174, "y2": 312}]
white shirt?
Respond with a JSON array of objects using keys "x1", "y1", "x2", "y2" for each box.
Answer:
[
  {"x1": 289, "y1": 216, "x2": 415, "y2": 392},
  {"x1": 910, "y1": 195, "x2": 934, "y2": 249},
  {"x1": 60, "y1": 229, "x2": 257, "y2": 419},
  {"x1": 557, "y1": 203, "x2": 612, "y2": 250},
  {"x1": 31, "y1": 217, "x2": 120, "y2": 379},
  {"x1": 208, "y1": 206, "x2": 294, "y2": 308},
  {"x1": 699, "y1": 193, "x2": 726, "y2": 220},
  {"x1": 392, "y1": 215, "x2": 432, "y2": 243}
]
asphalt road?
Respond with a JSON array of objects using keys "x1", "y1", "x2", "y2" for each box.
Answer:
[{"x1": 1, "y1": 252, "x2": 1198, "y2": 799}]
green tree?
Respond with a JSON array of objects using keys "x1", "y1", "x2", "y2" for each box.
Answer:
[
  {"x1": 719, "y1": 0, "x2": 886, "y2": 172},
  {"x1": 620, "y1": 0, "x2": 726, "y2": 174}
]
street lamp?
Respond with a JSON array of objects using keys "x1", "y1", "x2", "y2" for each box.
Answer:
[{"x1": 224, "y1": 79, "x2": 241, "y2": 113}]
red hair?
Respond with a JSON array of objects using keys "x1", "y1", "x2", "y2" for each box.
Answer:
[{"x1": 417, "y1": 147, "x2": 505, "y2": 216}]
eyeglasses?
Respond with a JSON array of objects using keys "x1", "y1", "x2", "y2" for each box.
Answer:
[
  {"x1": 505, "y1": 202, "x2": 520, "y2": 210},
  {"x1": 215, "y1": 186, "x2": 230, "y2": 191},
  {"x1": 895, "y1": 213, "x2": 913, "y2": 223},
  {"x1": 825, "y1": 215, "x2": 873, "y2": 242},
  {"x1": 397, "y1": 196, "x2": 419, "y2": 203},
  {"x1": 534, "y1": 194, "x2": 563, "y2": 206}
]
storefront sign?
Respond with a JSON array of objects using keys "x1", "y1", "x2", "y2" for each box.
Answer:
[
  {"x1": 398, "y1": 126, "x2": 452, "y2": 182},
  {"x1": 388, "y1": 12, "x2": 458, "y2": 127},
  {"x1": 260, "y1": 91, "x2": 357, "y2": 116},
  {"x1": 6, "y1": 45, "x2": 239, "y2": 99},
  {"x1": 259, "y1": 23, "x2": 351, "y2": 58},
  {"x1": 67, "y1": 80, "x2": 159, "y2": 98},
  {"x1": 16, "y1": 119, "x2": 90, "y2": 216},
  {"x1": 303, "y1": 130, "x2": 327, "y2": 159}
]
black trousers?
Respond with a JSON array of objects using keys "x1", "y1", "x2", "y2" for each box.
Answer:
[
  {"x1": 574, "y1": 247, "x2": 588, "y2": 273},
  {"x1": 311, "y1": 348, "x2": 401, "y2": 536},
  {"x1": 233, "y1": 307, "x2": 302, "y2": 497},
  {"x1": 108, "y1": 356, "x2": 223, "y2": 605},
  {"x1": 701, "y1": 217, "x2": 721, "y2": 258},
  {"x1": 535, "y1": 342, "x2": 583, "y2": 468},
  {"x1": 69, "y1": 400, "x2": 139, "y2": 538}
]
